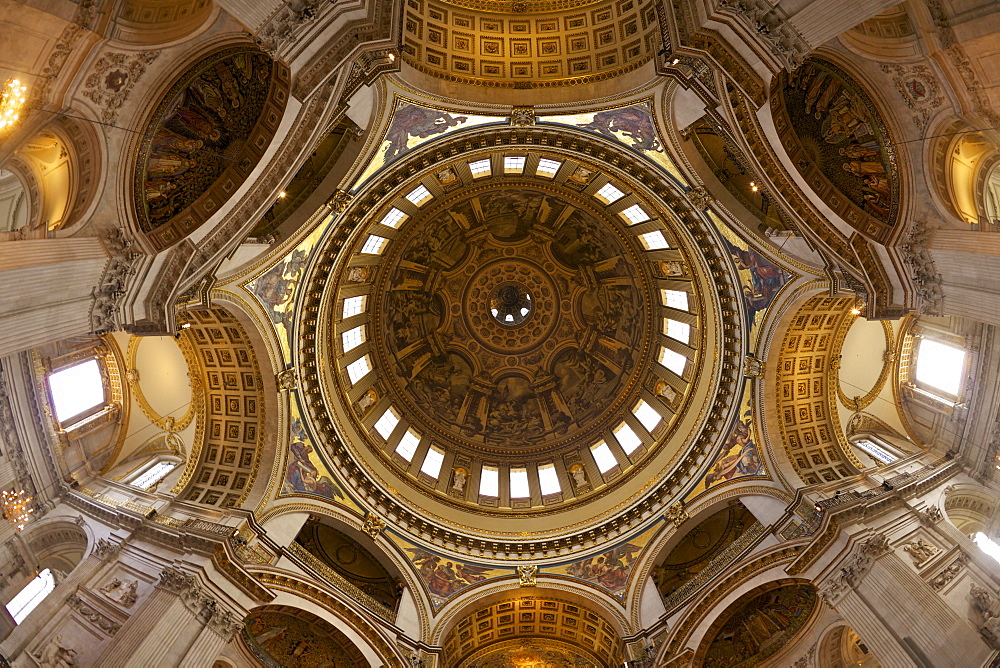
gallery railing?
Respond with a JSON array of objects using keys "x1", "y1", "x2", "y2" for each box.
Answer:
[
  {"x1": 286, "y1": 541, "x2": 396, "y2": 623},
  {"x1": 660, "y1": 521, "x2": 766, "y2": 613}
]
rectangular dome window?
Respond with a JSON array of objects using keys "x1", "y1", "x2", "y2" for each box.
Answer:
[
  {"x1": 639, "y1": 230, "x2": 669, "y2": 250},
  {"x1": 361, "y1": 235, "x2": 388, "y2": 255},
  {"x1": 509, "y1": 468, "x2": 530, "y2": 498},
  {"x1": 343, "y1": 295, "x2": 367, "y2": 319},
  {"x1": 619, "y1": 204, "x2": 650, "y2": 225},
  {"x1": 130, "y1": 461, "x2": 178, "y2": 490},
  {"x1": 661, "y1": 289, "x2": 689, "y2": 311},
  {"x1": 341, "y1": 325, "x2": 365, "y2": 352},
  {"x1": 421, "y1": 446, "x2": 445, "y2": 479},
  {"x1": 405, "y1": 184, "x2": 433, "y2": 206},
  {"x1": 915, "y1": 338, "x2": 965, "y2": 397},
  {"x1": 590, "y1": 441, "x2": 617, "y2": 473},
  {"x1": 632, "y1": 400, "x2": 661, "y2": 432},
  {"x1": 48, "y1": 359, "x2": 104, "y2": 422},
  {"x1": 395, "y1": 429, "x2": 421, "y2": 462},
  {"x1": 613, "y1": 422, "x2": 642, "y2": 454},
  {"x1": 504, "y1": 156, "x2": 526, "y2": 173},
  {"x1": 379, "y1": 207, "x2": 408, "y2": 228},
  {"x1": 666, "y1": 319, "x2": 690, "y2": 343},
  {"x1": 538, "y1": 463, "x2": 561, "y2": 495},
  {"x1": 594, "y1": 183, "x2": 625, "y2": 204},
  {"x1": 346, "y1": 355, "x2": 372, "y2": 384},
  {"x1": 659, "y1": 347, "x2": 687, "y2": 376},
  {"x1": 479, "y1": 465, "x2": 499, "y2": 497},
  {"x1": 374, "y1": 407, "x2": 400, "y2": 440},
  {"x1": 536, "y1": 158, "x2": 562, "y2": 177},
  {"x1": 853, "y1": 438, "x2": 896, "y2": 465},
  {"x1": 469, "y1": 159, "x2": 492, "y2": 178}
]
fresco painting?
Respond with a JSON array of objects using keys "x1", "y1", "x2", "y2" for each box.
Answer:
[
  {"x1": 353, "y1": 102, "x2": 501, "y2": 187},
  {"x1": 701, "y1": 583, "x2": 818, "y2": 668},
  {"x1": 550, "y1": 523, "x2": 657, "y2": 599},
  {"x1": 388, "y1": 534, "x2": 509, "y2": 608},
  {"x1": 710, "y1": 210, "x2": 792, "y2": 342},
  {"x1": 244, "y1": 609, "x2": 369, "y2": 668},
  {"x1": 783, "y1": 59, "x2": 898, "y2": 224},
  {"x1": 687, "y1": 380, "x2": 767, "y2": 500},
  {"x1": 244, "y1": 219, "x2": 329, "y2": 361},
  {"x1": 541, "y1": 103, "x2": 686, "y2": 184},
  {"x1": 280, "y1": 394, "x2": 357, "y2": 511}
]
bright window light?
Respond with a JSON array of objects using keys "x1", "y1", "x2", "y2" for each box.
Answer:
[
  {"x1": 504, "y1": 156, "x2": 526, "y2": 173},
  {"x1": 346, "y1": 356, "x2": 372, "y2": 384},
  {"x1": 131, "y1": 461, "x2": 177, "y2": 490},
  {"x1": 853, "y1": 439, "x2": 897, "y2": 465},
  {"x1": 510, "y1": 468, "x2": 530, "y2": 498},
  {"x1": 469, "y1": 159, "x2": 492, "y2": 177},
  {"x1": 639, "y1": 230, "x2": 669, "y2": 250},
  {"x1": 661, "y1": 289, "x2": 689, "y2": 311},
  {"x1": 591, "y1": 442, "x2": 617, "y2": 473},
  {"x1": 480, "y1": 465, "x2": 499, "y2": 497},
  {"x1": 374, "y1": 407, "x2": 400, "y2": 440},
  {"x1": 361, "y1": 235, "x2": 388, "y2": 255},
  {"x1": 620, "y1": 204, "x2": 650, "y2": 225},
  {"x1": 666, "y1": 319, "x2": 690, "y2": 343},
  {"x1": 6, "y1": 569, "x2": 54, "y2": 624},
  {"x1": 405, "y1": 184, "x2": 433, "y2": 206},
  {"x1": 341, "y1": 325, "x2": 366, "y2": 352},
  {"x1": 538, "y1": 464, "x2": 561, "y2": 495},
  {"x1": 659, "y1": 347, "x2": 687, "y2": 375},
  {"x1": 421, "y1": 446, "x2": 445, "y2": 478},
  {"x1": 633, "y1": 400, "x2": 661, "y2": 433},
  {"x1": 916, "y1": 339, "x2": 966, "y2": 396},
  {"x1": 974, "y1": 532, "x2": 1000, "y2": 566},
  {"x1": 48, "y1": 359, "x2": 104, "y2": 422},
  {"x1": 379, "y1": 207, "x2": 408, "y2": 228},
  {"x1": 595, "y1": 183, "x2": 625, "y2": 204},
  {"x1": 395, "y1": 429, "x2": 421, "y2": 461},
  {"x1": 536, "y1": 158, "x2": 562, "y2": 177},
  {"x1": 343, "y1": 295, "x2": 367, "y2": 319},
  {"x1": 614, "y1": 422, "x2": 642, "y2": 454}
]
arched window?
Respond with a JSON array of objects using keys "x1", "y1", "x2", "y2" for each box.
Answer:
[{"x1": 5, "y1": 569, "x2": 55, "y2": 624}]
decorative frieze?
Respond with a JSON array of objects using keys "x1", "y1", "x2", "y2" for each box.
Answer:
[
  {"x1": 902, "y1": 538, "x2": 941, "y2": 568},
  {"x1": 665, "y1": 502, "x2": 689, "y2": 527},
  {"x1": 517, "y1": 565, "x2": 537, "y2": 587},
  {"x1": 361, "y1": 513, "x2": 386, "y2": 538},
  {"x1": 67, "y1": 595, "x2": 121, "y2": 636}
]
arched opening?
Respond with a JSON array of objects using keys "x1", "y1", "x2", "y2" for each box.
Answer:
[
  {"x1": 944, "y1": 486, "x2": 998, "y2": 537},
  {"x1": 0, "y1": 167, "x2": 29, "y2": 235},
  {"x1": 240, "y1": 605, "x2": 371, "y2": 667},
  {"x1": 817, "y1": 625, "x2": 882, "y2": 667}
]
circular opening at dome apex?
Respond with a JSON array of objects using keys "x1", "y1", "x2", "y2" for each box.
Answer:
[{"x1": 489, "y1": 282, "x2": 533, "y2": 326}]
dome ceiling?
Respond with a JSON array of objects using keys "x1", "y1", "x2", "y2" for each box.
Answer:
[{"x1": 401, "y1": 0, "x2": 660, "y2": 87}]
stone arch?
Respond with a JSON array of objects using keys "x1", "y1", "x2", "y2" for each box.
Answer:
[
  {"x1": 943, "y1": 484, "x2": 999, "y2": 537},
  {"x1": 112, "y1": 0, "x2": 217, "y2": 47},
  {"x1": 839, "y1": 5, "x2": 920, "y2": 61},
  {"x1": 0, "y1": 164, "x2": 32, "y2": 237},
  {"x1": 239, "y1": 604, "x2": 373, "y2": 667},
  {"x1": 23, "y1": 520, "x2": 89, "y2": 576},
  {"x1": 817, "y1": 624, "x2": 883, "y2": 667}
]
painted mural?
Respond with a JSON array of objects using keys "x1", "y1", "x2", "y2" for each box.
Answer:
[
  {"x1": 783, "y1": 59, "x2": 898, "y2": 224},
  {"x1": 244, "y1": 608, "x2": 369, "y2": 668},
  {"x1": 244, "y1": 218, "x2": 329, "y2": 361},
  {"x1": 541, "y1": 103, "x2": 686, "y2": 184},
  {"x1": 700, "y1": 583, "x2": 818, "y2": 668},
  {"x1": 138, "y1": 49, "x2": 276, "y2": 233},
  {"x1": 711, "y1": 210, "x2": 792, "y2": 342},
  {"x1": 280, "y1": 394, "x2": 358, "y2": 510},
  {"x1": 388, "y1": 533, "x2": 508, "y2": 608},
  {"x1": 353, "y1": 102, "x2": 501, "y2": 187},
  {"x1": 687, "y1": 381, "x2": 766, "y2": 499},
  {"x1": 550, "y1": 523, "x2": 657, "y2": 599}
]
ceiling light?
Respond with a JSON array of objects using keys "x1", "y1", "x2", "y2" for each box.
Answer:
[
  {"x1": 278, "y1": 191, "x2": 287, "y2": 199},
  {"x1": 0, "y1": 79, "x2": 28, "y2": 131}
]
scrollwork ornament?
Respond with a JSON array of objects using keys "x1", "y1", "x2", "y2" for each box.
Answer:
[
  {"x1": 362, "y1": 513, "x2": 386, "y2": 538},
  {"x1": 156, "y1": 566, "x2": 196, "y2": 594},
  {"x1": 686, "y1": 185, "x2": 713, "y2": 209},
  {"x1": 328, "y1": 190, "x2": 353, "y2": 213},
  {"x1": 276, "y1": 368, "x2": 298, "y2": 391},
  {"x1": 743, "y1": 354, "x2": 764, "y2": 378},
  {"x1": 917, "y1": 505, "x2": 943, "y2": 525},
  {"x1": 517, "y1": 564, "x2": 537, "y2": 586},
  {"x1": 665, "y1": 502, "x2": 689, "y2": 527},
  {"x1": 509, "y1": 106, "x2": 535, "y2": 126}
]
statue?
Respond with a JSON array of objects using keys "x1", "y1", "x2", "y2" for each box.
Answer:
[
  {"x1": 569, "y1": 465, "x2": 587, "y2": 489},
  {"x1": 451, "y1": 468, "x2": 467, "y2": 493},
  {"x1": 99, "y1": 578, "x2": 122, "y2": 595},
  {"x1": 37, "y1": 635, "x2": 77, "y2": 667},
  {"x1": 903, "y1": 538, "x2": 940, "y2": 566},
  {"x1": 118, "y1": 580, "x2": 138, "y2": 608}
]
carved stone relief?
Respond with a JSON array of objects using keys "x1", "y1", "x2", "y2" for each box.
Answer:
[{"x1": 82, "y1": 50, "x2": 160, "y2": 125}]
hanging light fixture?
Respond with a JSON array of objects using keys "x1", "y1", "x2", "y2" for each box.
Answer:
[
  {"x1": 0, "y1": 79, "x2": 28, "y2": 131},
  {"x1": 1, "y1": 489, "x2": 34, "y2": 531}
]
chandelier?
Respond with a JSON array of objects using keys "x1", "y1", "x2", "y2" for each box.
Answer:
[
  {"x1": 0, "y1": 79, "x2": 28, "y2": 131},
  {"x1": 1, "y1": 489, "x2": 34, "y2": 531}
]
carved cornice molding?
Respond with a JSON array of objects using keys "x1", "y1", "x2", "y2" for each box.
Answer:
[
  {"x1": 91, "y1": 227, "x2": 144, "y2": 335},
  {"x1": 899, "y1": 221, "x2": 943, "y2": 316},
  {"x1": 157, "y1": 566, "x2": 242, "y2": 640},
  {"x1": 819, "y1": 532, "x2": 890, "y2": 606}
]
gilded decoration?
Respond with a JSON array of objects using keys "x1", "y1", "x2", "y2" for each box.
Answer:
[
  {"x1": 133, "y1": 46, "x2": 290, "y2": 251},
  {"x1": 773, "y1": 58, "x2": 900, "y2": 241},
  {"x1": 281, "y1": 392, "x2": 358, "y2": 510},
  {"x1": 547, "y1": 522, "x2": 657, "y2": 599},
  {"x1": 695, "y1": 583, "x2": 819, "y2": 667}
]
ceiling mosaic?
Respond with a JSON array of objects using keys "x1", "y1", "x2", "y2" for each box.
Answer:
[
  {"x1": 401, "y1": 0, "x2": 660, "y2": 87},
  {"x1": 134, "y1": 46, "x2": 289, "y2": 251},
  {"x1": 243, "y1": 607, "x2": 369, "y2": 668},
  {"x1": 773, "y1": 58, "x2": 899, "y2": 242},
  {"x1": 696, "y1": 582, "x2": 818, "y2": 667}
]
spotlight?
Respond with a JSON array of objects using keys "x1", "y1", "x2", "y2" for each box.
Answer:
[{"x1": 278, "y1": 191, "x2": 287, "y2": 199}]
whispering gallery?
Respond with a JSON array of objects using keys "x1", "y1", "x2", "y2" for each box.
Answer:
[{"x1": 2, "y1": 0, "x2": 1000, "y2": 666}]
